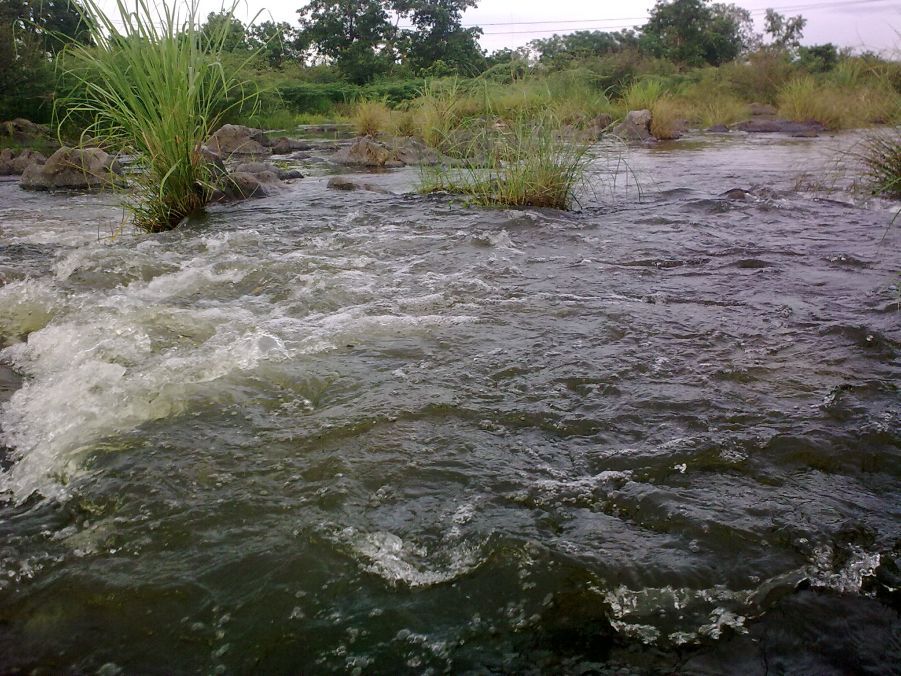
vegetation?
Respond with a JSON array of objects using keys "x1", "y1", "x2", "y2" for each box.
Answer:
[
  {"x1": 420, "y1": 112, "x2": 592, "y2": 209},
  {"x1": 60, "y1": 0, "x2": 257, "y2": 231},
  {"x1": 860, "y1": 131, "x2": 900, "y2": 198}
]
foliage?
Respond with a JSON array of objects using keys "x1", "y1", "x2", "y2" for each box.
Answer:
[
  {"x1": 395, "y1": 0, "x2": 484, "y2": 74},
  {"x1": 420, "y1": 112, "x2": 592, "y2": 210},
  {"x1": 859, "y1": 131, "x2": 900, "y2": 198},
  {"x1": 352, "y1": 99, "x2": 390, "y2": 136},
  {"x1": 59, "y1": 0, "x2": 257, "y2": 232},
  {"x1": 529, "y1": 29, "x2": 639, "y2": 68},
  {"x1": 763, "y1": 9, "x2": 806, "y2": 52},
  {"x1": 777, "y1": 75, "x2": 900, "y2": 129},
  {"x1": 640, "y1": 0, "x2": 754, "y2": 67}
]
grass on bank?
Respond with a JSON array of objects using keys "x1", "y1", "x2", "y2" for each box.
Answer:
[
  {"x1": 59, "y1": 0, "x2": 257, "y2": 232},
  {"x1": 420, "y1": 113, "x2": 593, "y2": 210},
  {"x1": 860, "y1": 131, "x2": 901, "y2": 199}
]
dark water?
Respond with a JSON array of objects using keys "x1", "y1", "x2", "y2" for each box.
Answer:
[{"x1": 0, "y1": 134, "x2": 898, "y2": 673}]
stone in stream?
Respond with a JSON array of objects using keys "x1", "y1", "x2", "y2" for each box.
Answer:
[
  {"x1": 734, "y1": 119, "x2": 825, "y2": 136},
  {"x1": 0, "y1": 118, "x2": 53, "y2": 145},
  {"x1": 326, "y1": 176, "x2": 390, "y2": 193},
  {"x1": 612, "y1": 109, "x2": 654, "y2": 142},
  {"x1": 271, "y1": 137, "x2": 313, "y2": 155},
  {"x1": 19, "y1": 146, "x2": 123, "y2": 191},
  {"x1": 334, "y1": 136, "x2": 452, "y2": 168},
  {"x1": 0, "y1": 148, "x2": 47, "y2": 176},
  {"x1": 233, "y1": 161, "x2": 303, "y2": 181},
  {"x1": 206, "y1": 124, "x2": 272, "y2": 158}
]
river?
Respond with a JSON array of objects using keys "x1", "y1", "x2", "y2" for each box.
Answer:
[{"x1": 0, "y1": 132, "x2": 898, "y2": 673}]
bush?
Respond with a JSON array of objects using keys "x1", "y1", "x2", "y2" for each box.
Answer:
[{"x1": 860, "y1": 131, "x2": 900, "y2": 198}]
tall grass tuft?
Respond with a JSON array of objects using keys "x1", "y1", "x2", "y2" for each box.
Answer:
[
  {"x1": 860, "y1": 131, "x2": 900, "y2": 198},
  {"x1": 352, "y1": 99, "x2": 390, "y2": 137},
  {"x1": 420, "y1": 113, "x2": 592, "y2": 210},
  {"x1": 58, "y1": 0, "x2": 257, "y2": 232}
]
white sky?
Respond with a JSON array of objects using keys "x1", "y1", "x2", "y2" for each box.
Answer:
[{"x1": 149, "y1": 0, "x2": 901, "y2": 55}]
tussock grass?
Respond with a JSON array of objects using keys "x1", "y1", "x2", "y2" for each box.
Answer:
[
  {"x1": 777, "y1": 75, "x2": 901, "y2": 129},
  {"x1": 860, "y1": 131, "x2": 900, "y2": 198},
  {"x1": 420, "y1": 113, "x2": 592, "y2": 210},
  {"x1": 352, "y1": 99, "x2": 390, "y2": 137},
  {"x1": 649, "y1": 97, "x2": 686, "y2": 140},
  {"x1": 619, "y1": 78, "x2": 668, "y2": 113},
  {"x1": 59, "y1": 0, "x2": 257, "y2": 232}
]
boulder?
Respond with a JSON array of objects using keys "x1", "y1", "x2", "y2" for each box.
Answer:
[
  {"x1": 748, "y1": 102, "x2": 778, "y2": 116},
  {"x1": 612, "y1": 110, "x2": 654, "y2": 142},
  {"x1": 334, "y1": 137, "x2": 393, "y2": 167},
  {"x1": 706, "y1": 124, "x2": 730, "y2": 133},
  {"x1": 271, "y1": 137, "x2": 313, "y2": 155},
  {"x1": 19, "y1": 146, "x2": 122, "y2": 191},
  {"x1": 390, "y1": 137, "x2": 446, "y2": 166},
  {"x1": 206, "y1": 124, "x2": 271, "y2": 157},
  {"x1": 233, "y1": 161, "x2": 303, "y2": 181},
  {"x1": 735, "y1": 119, "x2": 825, "y2": 135},
  {"x1": 214, "y1": 171, "x2": 281, "y2": 201},
  {"x1": 0, "y1": 148, "x2": 46, "y2": 176},
  {"x1": 326, "y1": 176, "x2": 390, "y2": 194},
  {"x1": 0, "y1": 118, "x2": 52, "y2": 144}
]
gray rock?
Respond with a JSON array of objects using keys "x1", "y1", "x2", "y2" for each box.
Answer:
[
  {"x1": 612, "y1": 110, "x2": 654, "y2": 142},
  {"x1": 271, "y1": 137, "x2": 312, "y2": 155},
  {"x1": 326, "y1": 176, "x2": 390, "y2": 193},
  {"x1": 735, "y1": 119, "x2": 824, "y2": 135},
  {"x1": 206, "y1": 124, "x2": 271, "y2": 157},
  {"x1": 706, "y1": 124, "x2": 730, "y2": 133},
  {"x1": 334, "y1": 137, "x2": 393, "y2": 167},
  {"x1": 216, "y1": 170, "x2": 282, "y2": 201},
  {"x1": 0, "y1": 148, "x2": 46, "y2": 176},
  {"x1": 20, "y1": 146, "x2": 122, "y2": 191},
  {"x1": 0, "y1": 118, "x2": 52, "y2": 144},
  {"x1": 234, "y1": 161, "x2": 303, "y2": 181},
  {"x1": 748, "y1": 102, "x2": 778, "y2": 116}
]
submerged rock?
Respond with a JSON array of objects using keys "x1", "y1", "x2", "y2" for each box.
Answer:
[
  {"x1": 326, "y1": 176, "x2": 390, "y2": 193},
  {"x1": 19, "y1": 146, "x2": 122, "y2": 191},
  {"x1": 271, "y1": 137, "x2": 312, "y2": 155},
  {"x1": 233, "y1": 161, "x2": 303, "y2": 181},
  {"x1": 735, "y1": 119, "x2": 825, "y2": 136},
  {"x1": 206, "y1": 124, "x2": 271, "y2": 158},
  {"x1": 0, "y1": 148, "x2": 46, "y2": 176},
  {"x1": 612, "y1": 110, "x2": 654, "y2": 142},
  {"x1": 334, "y1": 136, "x2": 453, "y2": 168}
]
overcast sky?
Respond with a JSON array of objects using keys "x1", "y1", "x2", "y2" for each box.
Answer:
[{"x1": 184, "y1": 0, "x2": 901, "y2": 55}]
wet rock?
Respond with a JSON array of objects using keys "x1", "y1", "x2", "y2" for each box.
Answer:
[
  {"x1": 234, "y1": 161, "x2": 303, "y2": 181},
  {"x1": 215, "y1": 170, "x2": 281, "y2": 201},
  {"x1": 0, "y1": 148, "x2": 46, "y2": 176},
  {"x1": 390, "y1": 137, "x2": 447, "y2": 166},
  {"x1": 271, "y1": 137, "x2": 311, "y2": 155},
  {"x1": 735, "y1": 119, "x2": 825, "y2": 135},
  {"x1": 0, "y1": 118, "x2": 52, "y2": 144},
  {"x1": 334, "y1": 136, "x2": 393, "y2": 167},
  {"x1": 748, "y1": 102, "x2": 778, "y2": 116},
  {"x1": 206, "y1": 124, "x2": 271, "y2": 158},
  {"x1": 326, "y1": 176, "x2": 390, "y2": 194},
  {"x1": 612, "y1": 110, "x2": 653, "y2": 142},
  {"x1": 722, "y1": 188, "x2": 752, "y2": 200},
  {"x1": 19, "y1": 146, "x2": 122, "y2": 191},
  {"x1": 706, "y1": 124, "x2": 730, "y2": 133}
]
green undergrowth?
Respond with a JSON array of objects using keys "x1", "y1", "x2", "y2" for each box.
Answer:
[{"x1": 58, "y1": 0, "x2": 258, "y2": 232}]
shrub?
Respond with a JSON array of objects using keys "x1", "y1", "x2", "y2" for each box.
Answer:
[
  {"x1": 860, "y1": 131, "x2": 900, "y2": 198},
  {"x1": 352, "y1": 99, "x2": 390, "y2": 136},
  {"x1": 60, "y1": 0, "x2": 257, "y2": 232}
]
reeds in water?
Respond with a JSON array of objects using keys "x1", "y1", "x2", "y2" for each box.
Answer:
[{"x1": 59, "y1": 0, "x2": 257, "y2": 232}]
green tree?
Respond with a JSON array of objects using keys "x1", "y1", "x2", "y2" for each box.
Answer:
[
  {"x1": 640, "y1": 0, "x2": 753, "y2": 67},
  {"x1": 530, "y1": 29, "x2": 639, "y2": 67},
  {"x1": 763, "y1": 9, "x2": 806, "y2": 51},
  {"x1": 248, "y1": 20, "x2": 299, "y2": 68},
  {"x1": 297, "y1": 0, "x2": 395, "y2": 83},
  {"x1": 200, "y1": 10, "x2": 249, "y2": 52},
  {"x1": 392, "y1": 0, "x2": 483, "y2": 74}
]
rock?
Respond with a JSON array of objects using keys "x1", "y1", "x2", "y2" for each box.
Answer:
[
  {"x1": 233, "y1": 161, "x2": 303, "y2": 181},
  {"x1": 206, "y1": 124, "x2": 271, "y2": 157},
  {"x1": 215, "y1": 170, "x2": 281, "y2": 201},
  {"x1": 706, "y1": 124, "x2": 730, "y2": 133},
  {"x1": 735, "y1": 119, "x2": 825, "y2": 135},
  {"x1": 334, "y1": 137, "x2": 393, "y2": 167},
  {"x1": 390, "y1": 137, "x2": 447, "y2": 166},
  {"x1": 0, "y1": 148, "x2": 46, "y2": 176},
  {"x1": 271, "y1": 137, "x2": 313, "y2": 155},
  {"x1": 326, "y1": 176, "x2": 390, "y2": 193},
  {"x1": 19, "y1": 146, "x2": 122, "y2": 191},
  {"x1": 748, "y1": 102, "x2": 778, "y2": 116},
  {"x1": 722, "y1": 188, "x2": 752, "y2": 200},
  {"x1": 0, "y1": 118, "x2": 52, "y2": 144},
  {"x1": 612, "y1": 110, "x2": 654, "y2": 142}
]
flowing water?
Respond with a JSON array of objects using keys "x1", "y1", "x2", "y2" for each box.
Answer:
[{"x1": 0, "y1": 133, "x2": 898, "y2": 673}]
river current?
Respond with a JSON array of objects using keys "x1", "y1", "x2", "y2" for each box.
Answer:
[{"x1": 0, "y1": 133, "x2": 898, "y2": 673}]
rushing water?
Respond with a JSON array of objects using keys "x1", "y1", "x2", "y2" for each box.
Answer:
[{"x1": 0, "y1": 133, "x2": 898, "y2": 673}]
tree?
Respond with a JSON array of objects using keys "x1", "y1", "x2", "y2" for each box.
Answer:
[
  {"x1": 640, "y1": 0, "x2": 753, "y2": 67},
  {"x1": 391, "y1": 0, "x2": 483, "y2": 74},
  {"x1": 764, "y1": 9, "x2": 806, "y2": 51},
  {"x1": 200, "y1": 11, "x2": 249, "y2": 52},
  {"x1": 248, "y1": 20, "x2": 299, "y2": 68},
  {"x1": 297, "y1": 0, "x2": 395, "y2": 83},
  {"x1": 530, "y1": 29, "x2": 638, "y2": 67},
  {"x1": 1, "y1": 0, "x2": 93, "y2": 54}
]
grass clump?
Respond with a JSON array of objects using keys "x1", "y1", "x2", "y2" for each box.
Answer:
[
  {"x1": 860, "y1": 131, "x2": 900, "y2": 198},
  {"x1": 352, "y1": 99, "x2": 391, "y2": 137},
  {"x1": 421, "y1": 113, "x2": 592, "y2": 210},
  {"x1": 59, "y1": 0, "x2": 257, "y2": 232}
]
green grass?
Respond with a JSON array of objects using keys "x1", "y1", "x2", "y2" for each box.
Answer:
[
  {"x1": 58, "y1": 0, "x2": 258, "y2": 232},
  {"x1": 420, "y1": 113, "x2": 593, "y2": 210},
  {"x1": 860, "y1": 131, "x2": 900, "y2": 198}
]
